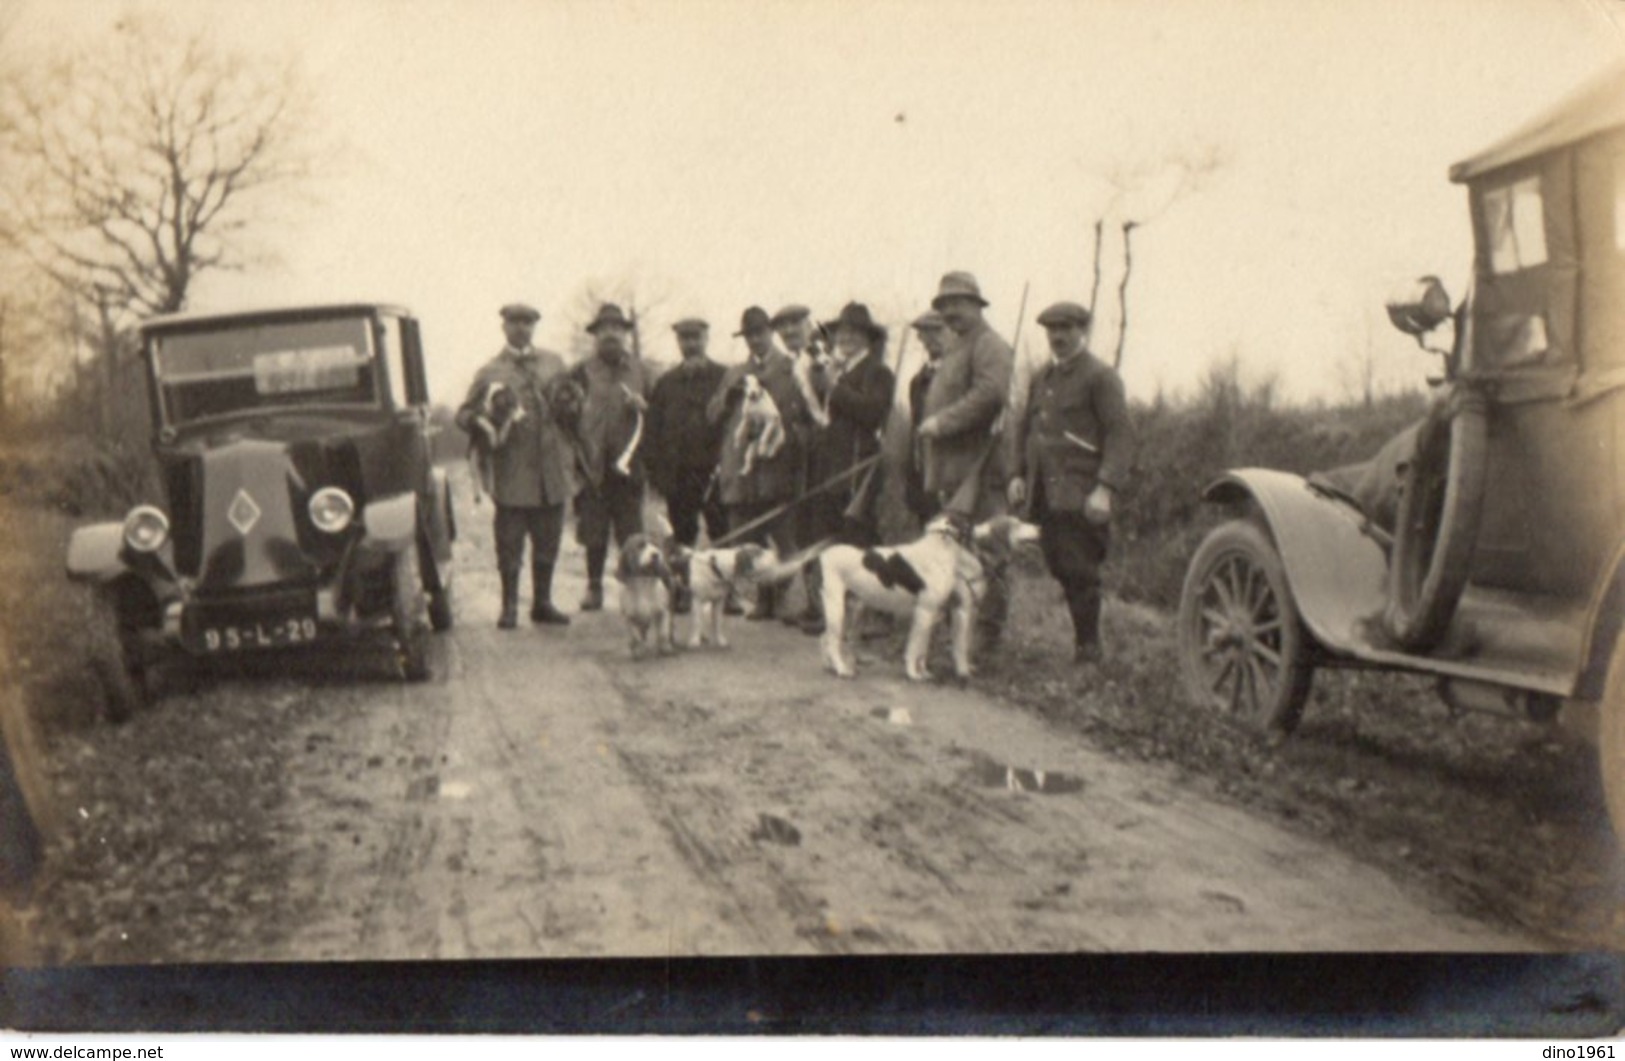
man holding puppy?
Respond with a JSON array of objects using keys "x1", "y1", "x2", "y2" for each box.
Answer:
[
  {"x1": 707, "y1": 305, "x2": 808, "y2": 621},
  {"x1": 1008, "y1": 301, "x2": 1135, "y2": 666},
  {"x1": 457, "y1": 303, "x2": 575, "y2": 630}
]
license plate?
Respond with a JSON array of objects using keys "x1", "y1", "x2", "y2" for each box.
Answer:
[{"x1": 198, "y1": 616, "x2": 319, "y2": 652}]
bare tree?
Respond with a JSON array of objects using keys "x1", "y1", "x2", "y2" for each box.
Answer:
[
  {"x1": 563, "y1": 271, "x2": 681, "y2": 367},
  {"x1": 1086, "y1": 144, "x2": 1227, "y2": 368},
  {"x1": 0, "y1": 14, "x2": 318, "y2": 326}
]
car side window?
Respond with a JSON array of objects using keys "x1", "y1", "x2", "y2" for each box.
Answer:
[
  {"x1": 376, "y1": 316, "x2": 410, "y2": 409},
  {"x1": 1483, "y1": 175, "x2": 1549, "y2": 274}
]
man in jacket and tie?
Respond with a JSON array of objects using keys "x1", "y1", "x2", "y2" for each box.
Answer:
[
  {"x1": 1009, "y1": 301, "x2": 1135, "y2": 666},
  {"x1": 457, "y1": 303, "x2": 575, "y2": 629}
]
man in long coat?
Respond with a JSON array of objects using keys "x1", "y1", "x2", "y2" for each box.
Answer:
[
  {"x1": 1009, "y1": 301, "x2": 1135, "y2": 665},
  {"x1": 706, "y1": 305, "x2": 809, "y2": 620},
  {"x1": 457, "y1": 302, "x2": 575, "y2": 629},
  {"x1": 916, "y1": 271, "x2": 1015, "y2": 651},
  {"x1": 570, "y1": 302, "x2": 652, "y2": 611}
]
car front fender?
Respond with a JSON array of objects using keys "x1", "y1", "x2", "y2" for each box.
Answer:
[
  {"x1": 65, "y1": 523, "x2": 129, "y2": 583},
  {"x1": 362, "y1": 492, "x2": 418, "y2": 551},
  {"x1": 1203, "y1": 468, "x2": 1390, "y2": 658}
]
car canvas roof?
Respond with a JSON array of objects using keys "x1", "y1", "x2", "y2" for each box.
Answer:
[
  {"x1": 140, "y1": 302, "x2": 412, "y2": 337},
  {"x1": 1450, "y1": 61, "x2": 1625, "y2": 184}
]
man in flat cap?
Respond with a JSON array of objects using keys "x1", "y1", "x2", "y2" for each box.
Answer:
[
  {"x1": 1009, "y1": 301, "x2": 1135, "y2": 666},
  {"x1": 904, "y1": 309, "x2": 951, "y2": 523},
  {"x1": 569, "y1": 302, "x2": 653, "y2": 611},
  {"x1": 457, "y1": 302, "x2": 575, "y2": 629},
  {"x1": 646, "y1": 317, "x2": 729, "y2": 572},
  {"x1": 707, "y1": 305, "x2": 809, "y2": 620},
  {"x1": 917, "y1": 270, "x2": 1015, "y2": 652}
]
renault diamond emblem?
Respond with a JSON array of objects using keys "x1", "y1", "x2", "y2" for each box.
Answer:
[{"x1": 227, "y1": 489, "x2": 262, "y2": 536}]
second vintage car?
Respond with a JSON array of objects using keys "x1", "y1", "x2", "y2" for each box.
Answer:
[{"x1": 66, "y1": 302, "x2": 457, "y2": 717}]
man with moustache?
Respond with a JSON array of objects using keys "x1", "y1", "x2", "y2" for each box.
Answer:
[
  {"x1": 570, "y1": 302, "x2": 652, "y2": 612},
  {"x1": 1009, "y1": 301, "x2": 1135, "y2": 666},
  {"x1": 646, "y1": 317, "x2": 729, "y2": 550},
  {"x1": 456, "y1": 302, "x2": 574, "y2": 629},
  {"x1": 916, "y1": 270, "x2": 1015, "y2": 653}
]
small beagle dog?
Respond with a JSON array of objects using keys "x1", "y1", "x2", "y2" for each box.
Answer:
[
  {"x1": 467, "y1": 381, "x2": 525, "y2": 505},
  {"x1": 616, "y1": 533, "x2": 675, "y2": 658},
  {"x1": 819, "y1": 515, "x2": 1040, "y2": 682},
  {"x1": 667, "y1": 543, "x2": 768, "y2": 649},
  {"x1": 733, "y1": 375, "x2": 787, "y2": 478}
]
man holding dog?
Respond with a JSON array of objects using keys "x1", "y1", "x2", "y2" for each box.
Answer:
[
  {"x1": 707, "y1": 305, "x2": 808, "y2": 621},
  {"x1": 917, "y1": 271, "x2": 1015, "y2": 652},
  {"x1": 457, "y1": 302, "x2": 575, "y2": 630},
  {"x1": 1009, "y1": 301, "x2": 1134, "y2": 666},
  {"x1": 571, "y1": 302, "x2": 653, "y2": 612}
]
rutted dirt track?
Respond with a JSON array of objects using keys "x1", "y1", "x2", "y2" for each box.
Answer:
[{"x1": 24, "y1": 490, "x2": 1539, "y2": 963}]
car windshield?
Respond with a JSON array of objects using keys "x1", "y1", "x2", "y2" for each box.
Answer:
[{"x1": 152, "y1": 316, "x2": 380, "y2": 427}]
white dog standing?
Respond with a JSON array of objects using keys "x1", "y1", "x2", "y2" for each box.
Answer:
[
  {"x1": 667, "y1": 543, "x2": 767, "y2": 649},
  {"x1": 819, "y1": 515, "x2": 1040, "y2": 681}
]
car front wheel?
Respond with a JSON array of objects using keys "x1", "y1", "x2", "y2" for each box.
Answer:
[
  {"x1": 1178, "y1": 518, "x2": 1315, "y2": 738},
  {"x1": 392, "y1": 547, "x2": 431, "y2": 682}
]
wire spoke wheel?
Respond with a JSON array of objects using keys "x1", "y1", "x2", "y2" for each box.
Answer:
[{"x1": 1179, "y1": 519, "x2": 1314, "y2": 737}]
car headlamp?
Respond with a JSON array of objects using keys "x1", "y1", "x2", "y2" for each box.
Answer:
[
  {"x1": 308, "y1": 487, "x2": 356, "y2": 533},
  {"x1": 122, "y1": 505, "x2": 170, "y2": 553}
]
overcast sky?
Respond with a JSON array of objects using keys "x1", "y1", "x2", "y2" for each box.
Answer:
[{"x1": 13, "y1": 0, "x2": 1625, "y2": 404}]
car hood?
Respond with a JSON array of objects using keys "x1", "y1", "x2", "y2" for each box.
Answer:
[{"x1": 160, "y1": 417, "x2": 402, "y2": 590}]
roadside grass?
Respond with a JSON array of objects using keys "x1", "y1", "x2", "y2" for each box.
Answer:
[{"x1": 971, "y1": 567, "x2": 1622, "y2": 945}]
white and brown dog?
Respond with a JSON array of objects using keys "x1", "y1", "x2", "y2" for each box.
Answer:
[
  {"x1": 616, "y1": 533, "x2": 675, "y2": 658},
  {"x1": 733, "y1": 375, "x2": 786, "y2": 478},
  {"x1": 467, "y1": 381, "x2": 525, "y2": 505},
  {"x1": 819, "y1": 515, "x2": 1040, "y2": 682},
  {"x1": 666, "y1": 543, "x2": 768, "y2": 649}
]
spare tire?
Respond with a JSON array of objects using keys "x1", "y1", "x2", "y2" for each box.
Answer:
[{"x1": 1384, "y1": 386, "x2": 1489, "y2": 651}]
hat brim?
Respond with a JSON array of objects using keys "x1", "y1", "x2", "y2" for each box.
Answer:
[
  {"x1": 931, "y1": 293, "x2": 989, "y2": 311},
  {"x1": 502, "y1": 312, "x2": 541, "y2": 323},
  {"x1": 586, "y1": 319, "x2": 632, "y2": 334}
]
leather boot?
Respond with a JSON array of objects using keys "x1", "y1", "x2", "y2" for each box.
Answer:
[
  {"x1": 580, "y1": 582, "x2": 604, "y2": 612},
  {"x1": 799, "y1": 565, "x2": 825, "y2": 636},
  {"x1": 747, "y1": 584, "x2": 776, "y2": 621},
  {"x1": 530, "y1": 562, "x2": 570, "y2": 625},
  {"x1": 498, "y1": 568, "x2": 520, "y2": 630}
]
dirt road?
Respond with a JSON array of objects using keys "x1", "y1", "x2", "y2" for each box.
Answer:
[{"x1": 26, "y1": 494, "x2": 1541, "y2": 964}]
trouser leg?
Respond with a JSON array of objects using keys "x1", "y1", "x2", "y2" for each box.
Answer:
[
  {"x1": 667, "y1": 470, "x2": 703, "y2": 547},
  {"x1": 577, "y1": 489, "x2": 609, "y2": 609},
  {"x1": 529, "y1": 504, "x2": 568, "y2": 623},
  {"x1": 1040, "y1": 507, "x2": 1109, "y2": 660},
  {"x1": 607, "y1": 476, "x2": 645, "y2": 548},
  {"x1": 494, "y1": 505, "x2": 529, "y2": 629}
]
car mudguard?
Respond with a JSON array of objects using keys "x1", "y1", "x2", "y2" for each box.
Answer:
[
  {"x1": 1574, "y1": 540, "x2": 1625, "y2": 702},
  {"x1": 65, "y1": 523, "x2": 128, "y2": 583},
  {"x1": 362, "y1": 492, "x2": 418, "y2": 551},
  {"x1": 1202, "y1": 468, "x2": 1390, "y2": 658}
]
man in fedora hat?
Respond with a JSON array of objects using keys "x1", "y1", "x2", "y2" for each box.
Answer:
[
  {"x1": 1009, "y1": 300, "x2": 1134, "y2": 666},
  {"x1": 570, "y1": 302, "x2": 652, "y2": 611},
  {"x1": 917, "y1": 270, "x2": 1015, "y2": 651},
  {"x1": 798, "y1": 301, "x2": 896, "y2": 634},
  {"x1": 646, "y1": 316, "x2": 729, "y2": 560},
  {"x1": 457, "y1": 302, "x2": 575, "y2": 629},
  {"x1": 905, "y1": 309, "x2": 951, "y2": 522},
  {"x1": 706, "y1": 305, "x2": 809, "y2": 620}
]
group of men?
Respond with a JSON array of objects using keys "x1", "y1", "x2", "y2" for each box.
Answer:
[{"x1": 456, "y1": 270, "x2": 1134, "y2": 666}]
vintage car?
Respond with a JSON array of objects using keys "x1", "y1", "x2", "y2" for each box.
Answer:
[
  {"x1": 1177, "y1": 65, "x2": 1625, "y2": 830},
  {"x1": 66, "y1": 303, "x2": 456, "y2": 716}
]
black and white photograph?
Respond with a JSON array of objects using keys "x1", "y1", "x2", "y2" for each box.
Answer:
[{"x1": 0, "y1": 0, "x2": 1623, "y2": 1028}]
